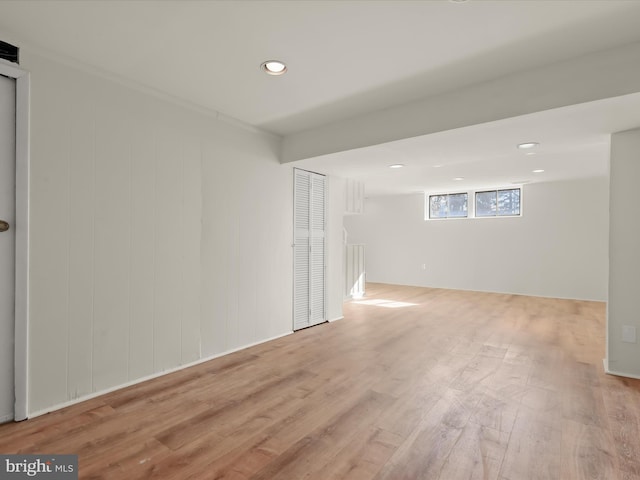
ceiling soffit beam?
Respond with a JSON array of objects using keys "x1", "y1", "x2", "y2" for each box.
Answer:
[{"x1": 281, "y1": 41, "x2": 640, "y2": 164}]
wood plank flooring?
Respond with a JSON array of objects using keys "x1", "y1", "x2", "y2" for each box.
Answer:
[{"x1": 2, "y1": 283, "x2": 640, "y2": 479}]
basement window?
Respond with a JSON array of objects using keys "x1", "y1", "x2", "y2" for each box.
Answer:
[
  {"x1": 428, "y1": 192, "x2": 468, "y2": 219},
  {"x1": 475, "y1": 188, "x2": 521, "y2": 217}
]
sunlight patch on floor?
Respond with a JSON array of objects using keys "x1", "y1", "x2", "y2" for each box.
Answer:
[{"x1": 352, "y1": 298, "x2": 418, "y2": 308}]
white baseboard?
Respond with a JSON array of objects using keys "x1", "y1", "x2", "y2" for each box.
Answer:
[
  {"x1": 603, "y1": 358, "x2": 640, "y2": 380},
  {"x1": 328, "y1": 316, "x2": 344, "y2": 322},
  {"x1": 28, "y1": 330, "x2": 294, "y2": 419},
  {"x1": 0, "y1": 413, "x2": 14, "y2": 424}
]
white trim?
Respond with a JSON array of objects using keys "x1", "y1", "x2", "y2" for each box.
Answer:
[
  {"x1": 0, "y1": 413, "x2": 13, "y2": 424},
  {"x1": 603, "y1": 359, "x2": 640, "y2": 381},
  {"x1": 367, "y1": 281, "x2": 606, "y2": 303},
  {"x1": 0, "y1": 58, "x2": 24, "y2": 78},
  {"x1": 324, "y1": 174, "x2": 329, "y2": 324},
  {"x1": 328, "y1": 316, "x2": 344, "y2": 322},
  {"x1": 605, "y1": 310, "x2": 610, "y2": 382},
  {"x1": 0, "y1": 58, "x2": 30, "y2": 422},
  {"x1": 28, "y1": 330, "x2": 293, "y2": 418}
]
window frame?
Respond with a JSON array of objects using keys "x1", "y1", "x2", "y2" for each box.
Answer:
[
  {"x1": 426, "y1": 192, "x2": 469, "y2": 220},
  {"x1": 474, "y1": 187, "x2": 521, "y2": 218},
  {"x1": 425, "y1": 186, "x2": 523, "y2": 220}
]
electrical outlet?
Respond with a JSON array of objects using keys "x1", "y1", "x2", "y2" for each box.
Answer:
[{"x1": 622, "y1": 325, "x2": 637, "y2": 343}]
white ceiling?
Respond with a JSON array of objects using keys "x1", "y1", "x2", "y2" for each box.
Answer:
[
  {"x1": 295, "y1": 93, "x2": 640, "y2": 195},
  {"x1": 2, "y1": 0, "x2": 640, "y2": 195}
]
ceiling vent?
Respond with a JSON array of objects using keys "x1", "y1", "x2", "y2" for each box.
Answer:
[{"x1": 0, "y1": 41, "x2": 19, "y2": 64}]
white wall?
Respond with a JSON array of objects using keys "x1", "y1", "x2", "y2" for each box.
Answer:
[
  {"x1": 607, "y1": 128, "x2": 640, "y2": 378},
  {"x1": 344, "y1": 177, "x2": 609, "y2": 301},
  {"x1": 21, "y1": 50, "x2": 342, "y2": 415}
]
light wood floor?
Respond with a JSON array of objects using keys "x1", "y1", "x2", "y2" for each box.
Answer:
[{"x1": 2, "y1": 283, "x2": 640, "y2": 479}]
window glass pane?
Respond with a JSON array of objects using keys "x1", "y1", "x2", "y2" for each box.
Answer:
[
  {"x1": 475, "y1": 191, "x2": 496, "y2": 217},
  {"x1": 497, "y1": 188, "x2": 520, "y2": 216},
  {"x1": 429, "y1": 195, "x2": 448, "y2": 218},
  {"x1": 429, "y1": 189, "x2": 520, "y2": 219},
  {"x1": 447, "y1": 193, "x2": 468, "y2": 217}
]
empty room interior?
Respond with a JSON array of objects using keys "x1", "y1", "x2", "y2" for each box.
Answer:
[{"x1": 2, "y1": 1, "x2": 640, "y2": 479}]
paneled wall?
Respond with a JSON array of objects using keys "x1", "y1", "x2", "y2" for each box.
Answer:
[
  {"x1": 23, "y1": 50, "x2": 296, "y2": 414},
  {"x1": 345, "y1": 244, "x2": 365, "y2": 299},
  {"x1": 344, "y1": 178, "x2": 364, "y2": 215}
]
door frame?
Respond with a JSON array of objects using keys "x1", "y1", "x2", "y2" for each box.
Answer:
[{"x1": 0, "y1": 58, "x2": 30, "y2": 421}]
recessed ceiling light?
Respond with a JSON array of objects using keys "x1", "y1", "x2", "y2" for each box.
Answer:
[
  {"x1": 453, "y1": 177, "x2": 464, "y2": 181},
  {"x1": 532, "y1": 169, "x2": 545, "y2": 173},
  {"x1": 517, "y1": 142, "x2": 539, "y2": 150},
  {"x1": 389, "y1": 164, "x2": 405, "y2": 169},
  {"x1": 260, "y1": 60, "x2": 287, "y2": 76},
  {"x1": 432, "y1": 164, "x2": 443, "y2": 168}
]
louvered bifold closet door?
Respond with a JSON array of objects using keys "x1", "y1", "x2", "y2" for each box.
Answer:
[
  {"x1": 309, "y1": 174, "x2": 326, "y2": 326},
  {"x1": 293, "y1": 171, "x2": 311, "y2": 330},
  {"x1": 293, "y1": 169, "x2": 326, "y2": 331}
]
